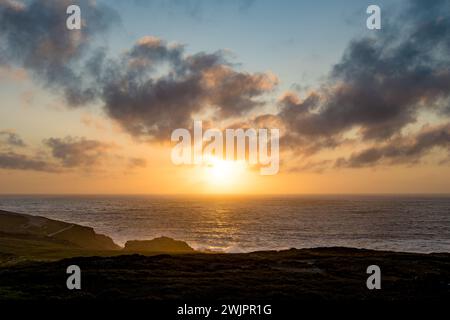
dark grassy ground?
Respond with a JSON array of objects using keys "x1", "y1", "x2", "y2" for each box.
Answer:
[{"x1": 0, "y1": 247, "x2": 449, "y2": 302}]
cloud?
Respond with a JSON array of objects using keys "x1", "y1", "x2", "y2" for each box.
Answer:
[
  {"x1": 0, "y1": 135, "x2": 115, "y2": 172},
  {"x1": 96, "y1": 38, "x2": 278, "y2": 140},
  {"x1": 280, "y1": 1, "x2": 450, "y2": 136},
  {"x1": 0, "y1": 0, "x2": 119, "y2": 105},
  {"x1": 1, "y1": 0, "x2": 449, "y2": 172},
  {"x1": 266, "y1": 0, "x2": 450, "y2": 168},
  {"x1": 0, "y1": 130, "x2": 53, "y2": 172},
  {"x1": 335, "y1": 123, "x2": 450, "y2": 168},
  {"x1": 0, "y1": 134, "x2": 142, "y2": 173},
  {"x1": 0, "y1": 134, "x2": 148, "y2": 173},
  {"x1": 0, "y1": 151, "x2": 54, "y2": 172},
  {"x1": 44, "y1": 136, "x2": 113, "y2": 168},
  {"x1": 0, "y1": 1, "x2": 277, "y2": 141},
  {"x1": 0, "y1": 130, "x2": 26, "y2": 147}
]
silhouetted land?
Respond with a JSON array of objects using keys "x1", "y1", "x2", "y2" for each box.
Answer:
[{"x1": 0, "y1": 210, "x2": 449, "y2": 301}]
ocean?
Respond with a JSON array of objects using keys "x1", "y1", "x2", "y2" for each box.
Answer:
[{"x1": 0, "y1": 195, "x2": 449, "y2": 253}]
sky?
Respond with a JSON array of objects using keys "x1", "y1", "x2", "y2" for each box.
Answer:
[{"x1": 0, "y1": 0, "x2": 449, "y2": 194}]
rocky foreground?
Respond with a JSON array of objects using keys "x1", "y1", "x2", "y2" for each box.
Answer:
[{"x1": 0, "y1": 210, "x2": 449, "y2": 301}]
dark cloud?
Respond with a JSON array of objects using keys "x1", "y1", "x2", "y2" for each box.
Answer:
[
  {"x1": 277, "y1": 0, "x2": 450, "y2": 149},
  {"x1": 0, "y1": 151, "x2": 54, "y2": 172},
  {"x1": 44, "y1": 136, "x2": 113, "y2": 168},
  {"x1": 0, "y1": 134, "x2": 145, "y2": 173},
  {"x1": 98, "y1": 37, "x2": 277, "y2": 140},
  {"x1": 2, "y1": 0, "x2": 450, "y2": 172},
  {"x1": 0, "y1": 0, "x2": 277, "y2": 140},
  {"x1": 0, "y1": 131, "x2": 26, "y2": 147},
  {"x1": 0, "y1": 131, "x2": 53, "y2": 172},
  {"x1": 246, "y1": 0, "x2": 450, "y2": 172},
  {"x1": 0, "y1": 0, "x2": 119, "y2": 105},
  {"x1": 336, "y1": 123, "x2": 450, "y2": 168},
  {"x1": 2, "y1": 135, "x2": 116, "y2": 172}
]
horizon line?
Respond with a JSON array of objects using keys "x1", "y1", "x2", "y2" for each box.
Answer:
[{"x1": 1, "y1": 193, "x2": 449, "y2": 197}]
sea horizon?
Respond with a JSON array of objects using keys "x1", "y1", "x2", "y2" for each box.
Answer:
[
  {"x1": 1, "y1": 193, "x2": 450, "y2": 197},
  {"x1": 1, "y1": 194, "x2": 449, "y2": 254}
]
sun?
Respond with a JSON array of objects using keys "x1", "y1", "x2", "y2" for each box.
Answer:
[{"x1": 202, "y1": 156, "x2": 247, "y2": 187}]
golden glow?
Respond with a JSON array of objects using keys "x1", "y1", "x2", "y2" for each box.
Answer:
[{"x1": 202, "y1": 156, "x2": 247, "y2": 187}]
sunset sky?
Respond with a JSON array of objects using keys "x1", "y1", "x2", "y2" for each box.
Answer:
[{"x1": 0, "y1": 0, "x2": 449, "y2": 194}]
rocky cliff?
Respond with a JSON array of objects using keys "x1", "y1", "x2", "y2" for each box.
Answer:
[{"x1": 0, "y1": 210, "x2": 120, "y2": 251}]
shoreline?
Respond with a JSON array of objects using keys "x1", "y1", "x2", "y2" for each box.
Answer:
[
  {"x1": 1, "y1": 208, "x2": 448, "y2": 258},
  {"x1": 0, "y1": 209, "x2": 449, "y2": 301}
]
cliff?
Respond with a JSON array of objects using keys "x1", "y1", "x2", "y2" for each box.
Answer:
[
  {"x1": 0, "y1": 210, "x2": 195, "y2": 263},
  {"x1": 0, "y1": 210, "x2": 120, "y2": 251}
]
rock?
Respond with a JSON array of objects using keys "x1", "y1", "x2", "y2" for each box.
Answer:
[{"x1": 124, "y1": 237, "x2": 195, "y2": 253}]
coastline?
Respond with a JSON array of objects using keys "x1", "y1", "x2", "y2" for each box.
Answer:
[{"x1": 0, "y1": 209, "x2": 449, "y2": 301}]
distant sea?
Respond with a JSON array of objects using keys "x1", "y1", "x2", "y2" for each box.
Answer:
[{"x1": 0, "y1": 195, "x2": 449, "y2": 253}]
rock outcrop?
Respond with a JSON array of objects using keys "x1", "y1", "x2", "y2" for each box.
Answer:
[{"x1": 124, "y1": 236, "x2": 195, "y2": 253}]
